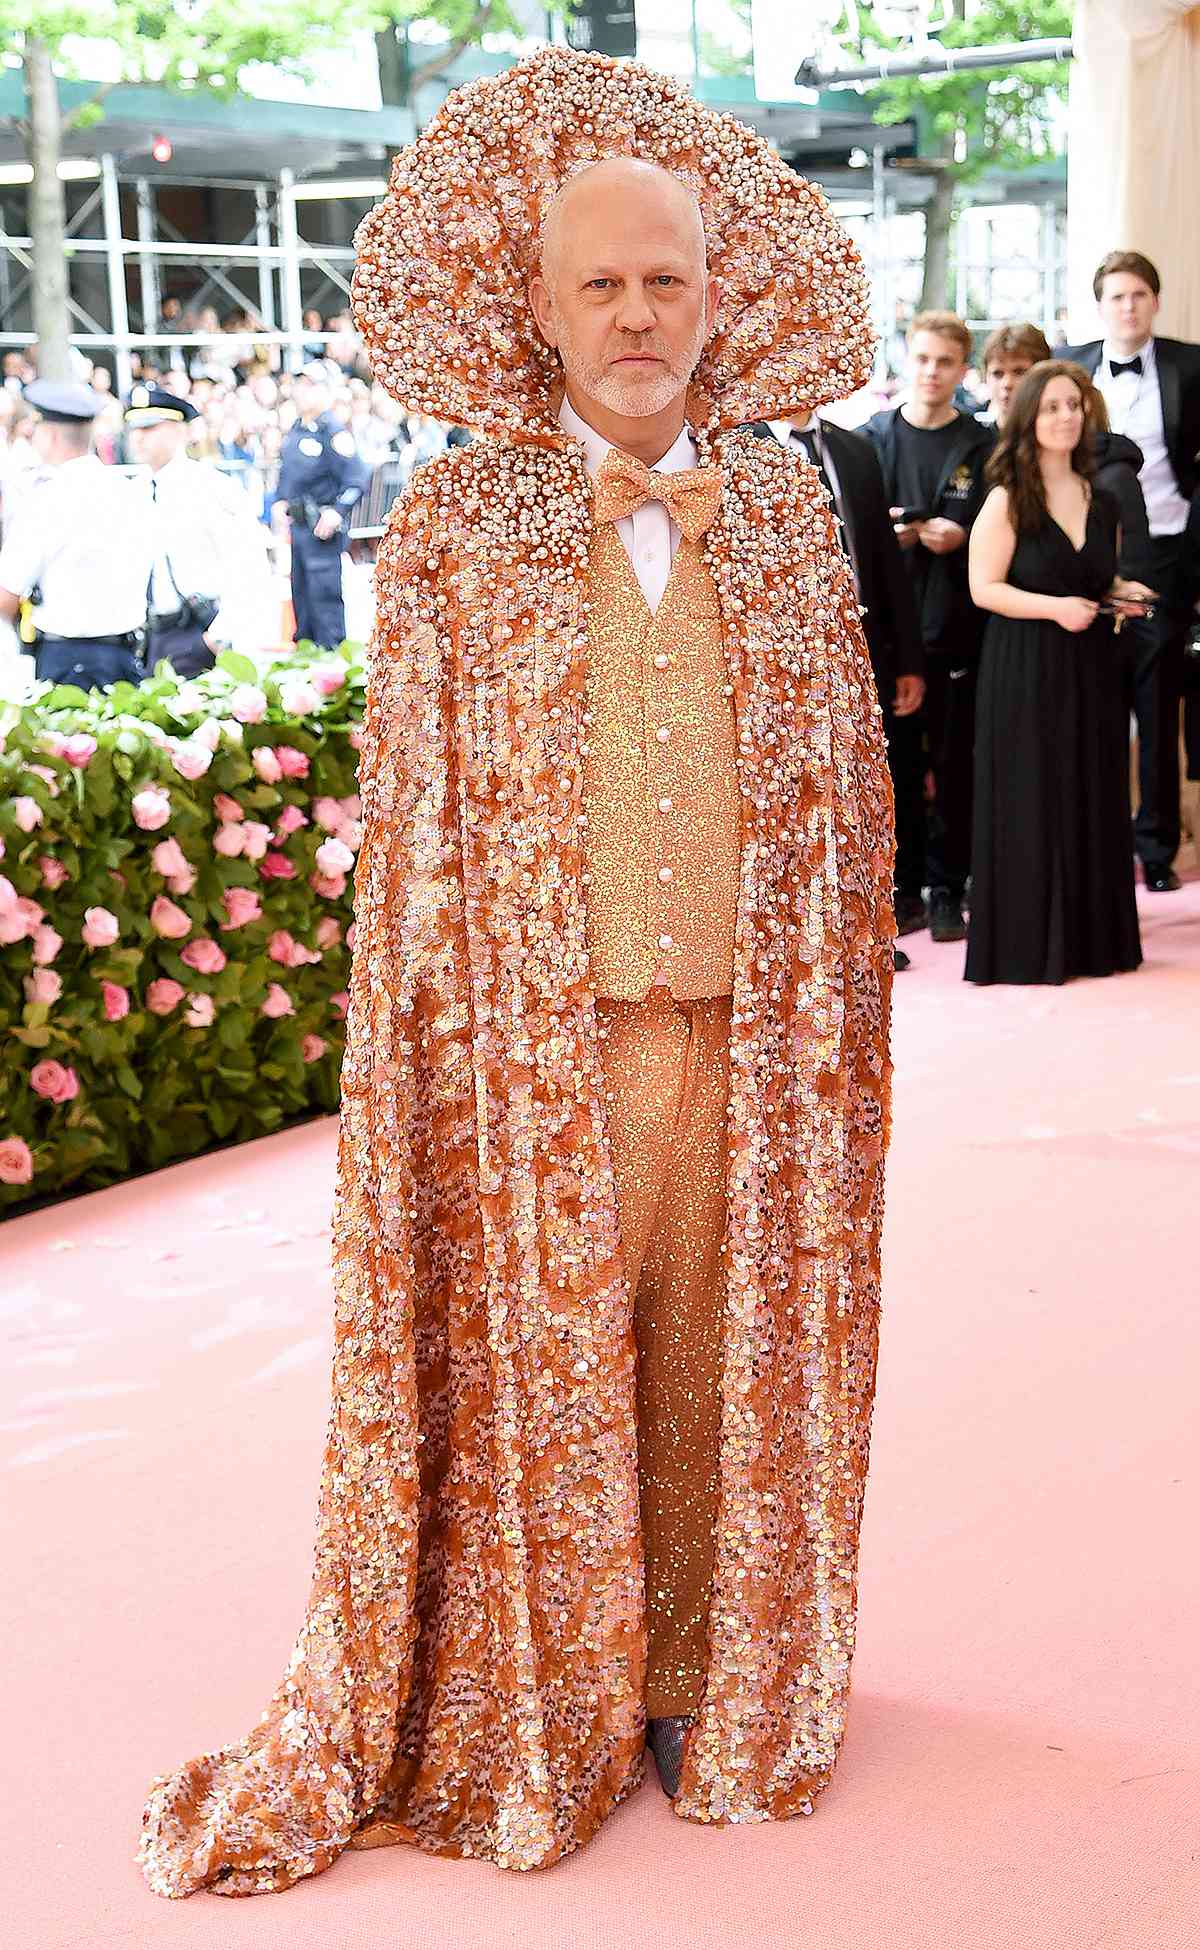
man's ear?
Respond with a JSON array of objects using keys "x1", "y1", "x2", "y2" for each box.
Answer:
[{"x1": 528, "y1": 275, "x2": 557, "y2": 350}]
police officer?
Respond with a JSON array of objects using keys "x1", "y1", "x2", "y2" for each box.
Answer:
[
  {"x1": 125, "y1": 384, "x2": 276, "y2": 677},
  {"x1": 271, "y1": 359, "x2": 369, "y2": 649},
  {"x1": 0, "y1": 381, "x2": 153, "y2": 688}
]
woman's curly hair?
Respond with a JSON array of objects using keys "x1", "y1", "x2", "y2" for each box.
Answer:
[{"x1": 986, "y1": 359, "x2": 1098, "y2": 534}]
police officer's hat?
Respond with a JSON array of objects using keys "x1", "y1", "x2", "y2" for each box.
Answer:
[
  {"x1": 297, "y1": 358, "x2": 337, "y2": 386},
  {"x1": 23, "y1": 380, "x2": 105, "y2": 424},
  {"x1": 123, "y1": 384, "x2": 201, "y2": 428}
]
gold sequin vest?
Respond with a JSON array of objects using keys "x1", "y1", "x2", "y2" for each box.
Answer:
[{"x1": 582, "y1": 520, "x2": 742, "y2": 1001}]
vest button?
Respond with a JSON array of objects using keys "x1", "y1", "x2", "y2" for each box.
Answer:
[
  {"x1": 655, "y1": 725, "x2": 670, "y2": 743},
  {"x1": 657, "y1": 795, "x2": 673, "y2": 813},
  {"x1": 653, "y1": 652, "x2": 669, "y2": 668},
  {"x1": 657, "y1": 933, "x2": 674, "y2": 951},
  {"x1": 657, "y1": 865, "x2": 673, "y2": 883}
]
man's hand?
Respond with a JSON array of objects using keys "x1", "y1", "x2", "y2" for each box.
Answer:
[
  {"x1": 889, "y1": 507, "x2": 921, "y2": 550},
  {"x1": 892, "y1": 673, "x2": 925, "y2": 717},
  {"x1": 313, "y1": 508, "x2": 343, "y2": 542},
  {"x1": 915, "y1": 517, "x2": 966, "y2": 555}
]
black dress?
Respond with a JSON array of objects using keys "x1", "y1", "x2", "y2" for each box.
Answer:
[{"x1": 965, "y1": 487, "x2": 1143, "y2": 985}]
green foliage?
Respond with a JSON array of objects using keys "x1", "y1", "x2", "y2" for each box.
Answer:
[
  {"x1": 851, "y1": 0, "x2": 1072, "y2": 182},
  {"x1": 0, "y1": 643, "x2": 367, "y2": 1214}
]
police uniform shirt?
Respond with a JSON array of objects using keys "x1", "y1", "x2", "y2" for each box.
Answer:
[
  {"x1": 0, "y1": 454, "x2": 154, "y2": 637},
  {"x1": 146, "y1": 453, "x2": 275, "y2": 650},
  {"x1": 276, "y1": 413, "x2": 368, "y2": 521}
]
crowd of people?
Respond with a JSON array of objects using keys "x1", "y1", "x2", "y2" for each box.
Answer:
[{"x1": 2, "y1": 254, "x2": 1198, "y2": 988}]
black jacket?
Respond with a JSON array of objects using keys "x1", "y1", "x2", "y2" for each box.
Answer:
[
  {"x1": 862, "y1": 407, "x2": 995, "y2": 657},
  {"x1": 750, "y1": 419, "x2": 922, "y2": 701},
  {"x1": 1056, "y1": 336, "x2": 1200, "y2": 505},
  {"x1": 1092, "y1": 431, "x2": 1153, "y2": 587}
]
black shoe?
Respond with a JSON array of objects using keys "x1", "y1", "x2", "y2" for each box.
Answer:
[
  {"x1": 894, "y1": 894, "x2": 927, "y2": 937},
  {"x1": 929, "y1": 893, "x2": 967, "y2": 943},
  {"x1": 646, "y1": 1715, "x2": 693, "y2": 1798},
  {"x1": 1143, "y1": 865, "x2": 1181, "y2": 891},
  {"x1": 894, "y1": 947, "x2": 911, "y2": 972}
]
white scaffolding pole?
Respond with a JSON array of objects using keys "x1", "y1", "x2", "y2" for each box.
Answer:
[
  {"x1": 277, "y1": 168, "x2": 305, "y2": 373},
  {"x1": 100, "y1": 152, "x2": 133, "y2": 394}
]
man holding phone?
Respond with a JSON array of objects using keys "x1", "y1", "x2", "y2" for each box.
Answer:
[{"x1": 866, "y1": 312, "x2": 995, "y2": 942}]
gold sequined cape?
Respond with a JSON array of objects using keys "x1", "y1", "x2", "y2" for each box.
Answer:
[
  {"x1": 138, "y1": 45, "x2": 895, "y2": 1900},
  {"x1": 137, "y1": 425, "x2": 895, "y2": 1898}
]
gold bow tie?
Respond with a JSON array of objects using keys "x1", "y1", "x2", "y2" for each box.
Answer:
[{"x1": 592, "y1": 447, "x2": 724, "y2": 541}]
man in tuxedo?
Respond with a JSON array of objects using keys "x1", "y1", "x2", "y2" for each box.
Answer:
[
  {"x1": 1057, "y1": 251, "x2": 1200, "y2": 889},
  {"x1": 755, "y1": 411, "x2": 925, "y2": 968}
]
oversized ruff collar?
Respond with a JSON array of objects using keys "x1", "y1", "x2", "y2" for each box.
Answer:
[{"x1": 350, "y1": 46, "x2": 875, "y2": 445}]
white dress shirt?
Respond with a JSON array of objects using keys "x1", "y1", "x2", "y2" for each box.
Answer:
[
  {"x1": 0, "y1": 455, "x2": 154, "y2": 636},
  {"x1": 558, "y1": 394, "x2": 697, "y2": 613},
  {"x1": 1094, "y1": 337, "x2": 1190, "y2": 537},
  {"x1": 146, "y1": 453, "x2": 276, "y2": 651}
]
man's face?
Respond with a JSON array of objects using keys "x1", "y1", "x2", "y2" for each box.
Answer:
[
  {"x1": 529, "y1": 159, "x2": 718, "y2": 422},
  {"x1": 1097, "y1": 273, "x2": 1159, "y2": 351},
  {"x1": 908, "y1": 331, "x2": 968, "y2": 412},
  {"x1": 985, "y1": 356, "x2": 1033, "y2": 427},
  {"x1": 293, "y1": 374, "x2": 328, "y2": 421},
  {"x1": 131, "y1": 420, "x2": 187, "y2": 469}
]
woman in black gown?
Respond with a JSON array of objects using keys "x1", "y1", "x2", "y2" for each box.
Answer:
[{"x1": 966, "y1": 361, "x2": 1154, "y2": 985}]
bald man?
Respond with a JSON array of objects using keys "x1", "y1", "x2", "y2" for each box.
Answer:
[{"x1": 139, "y1": 52, "x2": 892, "y2": 1895}]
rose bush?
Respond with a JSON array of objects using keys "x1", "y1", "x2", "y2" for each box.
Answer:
[{"x1": 0, "y1": 643, "x2": 366, "y2": 1212}]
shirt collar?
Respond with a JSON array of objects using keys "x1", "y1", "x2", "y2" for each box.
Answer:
[
  {"x1": 557, "y1": 394, "x2": 697, "y2": 478},
  {"x1": 1102, "y1": 336, "x2": 1155, "y2": 373}
]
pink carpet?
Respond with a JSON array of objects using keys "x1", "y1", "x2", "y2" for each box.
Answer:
[{"x1": 4, "y1": 877, "x2": 1198, "y2": 1950}]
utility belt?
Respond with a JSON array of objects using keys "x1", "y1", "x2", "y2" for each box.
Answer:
[
  {"x1": 287, "y1": 499, "x2": 339, "y2": 535},
  {"x1": 24, "y1": 624, "x2": 146, "y2": 656},
  {"x1": 148, "y1": 594, "x2": 220, "y2": 635}
]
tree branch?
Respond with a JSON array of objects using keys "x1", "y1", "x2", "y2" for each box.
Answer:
[
  {"x1": 61, "y1": 81, "x2": 119, "y2": 135},
  {"x1": 404, "y1": 2, "x2": 499, "y2": 95}
]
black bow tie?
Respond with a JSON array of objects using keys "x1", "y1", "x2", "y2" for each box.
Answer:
[{"x1": 1109, "y1": 355, "x2": 1143, "y2": 378}]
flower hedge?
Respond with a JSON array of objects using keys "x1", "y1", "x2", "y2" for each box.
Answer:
[{"x1": 0, "y1": 645, "x2": 367, "y2": 1213}]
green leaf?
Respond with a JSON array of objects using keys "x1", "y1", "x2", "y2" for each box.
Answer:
[
  {"x1": 115, "y1": 1064, "x2": 143, "y2": 1100},
  {"x1": 217, "y1": 650, "x2": 260, "y2": 685}
]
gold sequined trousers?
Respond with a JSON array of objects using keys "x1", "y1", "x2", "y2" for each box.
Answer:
[{"x1": 595, "y1": 984, "x2": 731, "y2": 1719}]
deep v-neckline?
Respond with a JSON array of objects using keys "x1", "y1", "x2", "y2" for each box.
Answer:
[{"x1": 1047, "y1": 494, "x2": 1094, "y2": 556}]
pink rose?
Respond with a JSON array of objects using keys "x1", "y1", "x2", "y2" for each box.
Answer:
[
  {"x1": 81, "y1": 905, "x2": 120, "y2": 949},
  {"x1": 32, "y1": 924, "x2": 62, "y2": 965},
  {"x1": 28, "y1": 762, "x2": 62, "y2": 792},
  {"x1": 338, "y1": 794, "x2": 361, "y2": 821},
  {"x1": 220, "y1": 886, "x2": 263, "y2": 930},
  {"x1": 260, "y1": 850, "x2": 296, "y2": 880},
  {"x1": 230, "y1": 683, "x2": 268, "y2": 723},
  {"x1": 30, "y1": 1059, "x2": 79, "y2": 1103},
  {"x1": 167, "y1": 866, "x2": 196, "y2": 897},
  {"x1": 274, "y1": 803, "x2": 309, "y2": 838},
  {"x1": 145, "y1": 977, "x2": 185, "y2": 1014},
  {"x1": 13, "y1": 796, "x2": 43, "y2": 832},
  {"x1": 309, "y1": 870, "x2": 346, "y2": 900},
  {"x1": 278, "y1": 679, "x2": 320, "y2": 717},
  {"x1": 184, "y1": 992, "x2": 215, "y2": 1028},
  {"x1": 315, "y1": 836, "x2": 355, "y2": 876},
  {"x1": 0, "y1": 873, "x2": 15, "y2": 913},
  {"x1": 180, "y1": 936, "x2": 226, "y2": 975},
  {"x1": 0, "y1": 908, "x2": 27, "y2": 947},
  {"x1": 212, "y1": 822, "x2": 246, "y2": 858},
  {"x1": 38, "y1": 855, "x2": 68, "y2": 891},
  {"x1": 268, "y1": 929, "x2": 296, "y2": 965},
  {"x1": 131, "y1": 785, "x2": 171, "y2": 831},
  {"x1": 261, "y1": 982, "x2": 295, "y2": 1018},
  {"x1": 310, "y1": 663, "x2": 346, "y2": 696},
  {"x1": 251, "y1": 746, "x2": 282, "y2": 784},
  {"x1": 150, "y1": 895, "x2": 191, "y2": 939},
  {"x1": 330, "y1": 990, "x2": 349, "y2": 1018},
  {"x1": 345, "y1": 922, "x2": 356, "y2": 951},
  {"x1": 240, "y1": 821, "x2": 272, "y2": 862},
  {"x1": 213, "y1": 793, "x2": 244, "y2": 823},
  {"x1": 102, "y1": 980, "x2": 130, "y2": 1021},
  {"x1": 315, "y1": 917, "x2": 342, "y2": 949},
  {"x1": 347, "y1": 724, "x2": 364, "y2": 751},
  {"x1": 171, "y1": 741, "x2": 213, "y2": 781},
  {"x1": 24, "y1": 968, "x2": 62, "y2": 1005},
  {"x1": 0, "y1": 1137, "x2": 34, "y2": 1185},
  {"x1": 62, "y1": 732, "x2": 97, "y2": 768},
  {"x1": 194, "y1": 718, "x2": 223, "y2": 753},
  {"x1": 313, "y1": 796, "x2": 343, "y2": 832},
  {"x1": 152, "y1": 837, "x2": 190, "y2": 880},
  {"x1": 302, "y1": 1034, "x2": 327, "y2": 1062},
  {"x1": 273, "y1": 744, "x2": 310, "y2": 780}
]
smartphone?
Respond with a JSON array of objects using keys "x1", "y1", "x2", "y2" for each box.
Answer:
[{"x1": 894, "y1": 506, "x2": 931, "y2": 525}]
